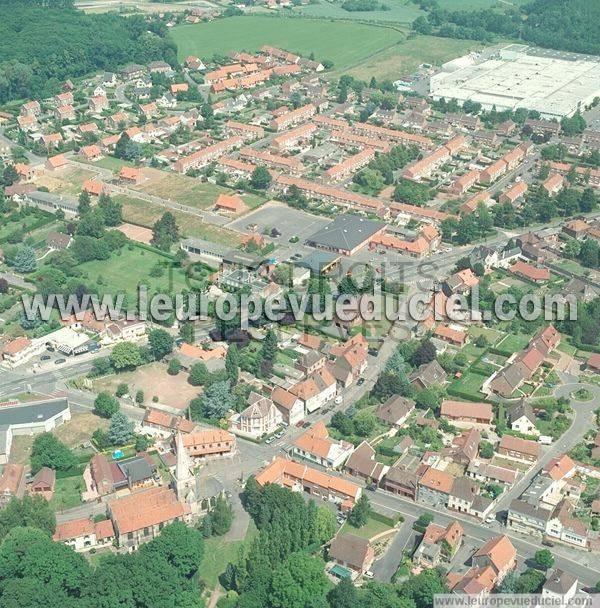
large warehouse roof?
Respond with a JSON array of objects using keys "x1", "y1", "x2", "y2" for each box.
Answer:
[{"x1": 429, "y1": 44, "x2": 600, "y2": 119}]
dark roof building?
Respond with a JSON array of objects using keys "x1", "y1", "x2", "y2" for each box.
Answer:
[{"x1": 305, "y1": 214, "x2": 386, "y2": 256}]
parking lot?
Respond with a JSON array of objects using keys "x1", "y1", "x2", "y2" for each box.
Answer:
[{"x1": 227, "y1": 200, "x2": 331, "y2": 243}]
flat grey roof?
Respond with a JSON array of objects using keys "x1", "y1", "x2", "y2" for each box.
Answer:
[
  {"x1": 306, "y1": 214, "x2": 386, "y2": 252},
  {"x1": 0, "y1": 398, "x2": 69, "y2": 428}
]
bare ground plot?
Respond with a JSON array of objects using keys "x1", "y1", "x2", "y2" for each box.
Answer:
[
  {"x1": 9, "y1": 412, "x2": 108, "y2": 465},
  {"x1": 92, "y1": 362, "x2": 200, "y2": 411},
  {"x1": 35, "y1": 166, "x2": 99, "y2": 196},
  {"x1": 226, "y1": 200, "x2": 331, "y2": 242},
  {"x1": 115, "y1": 194, "x2": 243, "y2": 246}
]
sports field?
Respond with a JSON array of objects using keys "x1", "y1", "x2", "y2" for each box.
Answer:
[{"x1": 170, "y1": 16, "x2": 403, "y2": 70}]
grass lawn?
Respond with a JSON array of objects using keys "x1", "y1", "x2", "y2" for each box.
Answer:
[
  {"x1": 51, "y1": 476, "x2": 85, "y2": 511},
  {"x1": 77, "y1": 244, "x2": 207, "y2": 301},
  {"x1": 340, "y1": 516, "x2": 391, "y2": 540},
  {"x1": 347, "y1": 35, "x2": 483, "y2": 80},
  {"x1": 468, "y1": 325, "x2": 504, "y2": 344},
  {"x1": 116, "y1": 195, "x2": 242, "y2": 246},
  {"x1": 170, "y1": 17, "x2": 403, "y2": 71},
  {"x1": 201, "y1": 521, "x2": 258, "y2": 590},
  {"x1": 86, "y1": 156, "x2": 136, "y2": 172},
  {"x1": 494, "y1": 333, "x2": 531, "y2": 356},
  {"x1": 436, "y1": 0, "x2": 529, "y2": 8},
  {"x1": 0, "y1": 212, "x2": 54, "y2": 241},
  {"x1": 450, "y1": 370, "x2": 488, "y2": 399}
]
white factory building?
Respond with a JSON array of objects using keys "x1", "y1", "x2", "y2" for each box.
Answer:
[{"x1": 429, "y1": 44, "x2": 600, "y2": 119}]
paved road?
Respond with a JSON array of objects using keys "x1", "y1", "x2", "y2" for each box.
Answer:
[
  {"x1": 372, "y1": 513, "x2": 417, "y2": 582},
  {"x1": 493, "y1": 378, "x2": 600, "y2": 514},
  {"x1": 367, "y1": 487, "x2": 600, "y2": 587}
]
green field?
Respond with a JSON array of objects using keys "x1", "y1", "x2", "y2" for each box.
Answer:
[
  {"x1": 494, "y1": 333, "x2": 531, "y2": 356},
  {"x1": 77, "y1": 244, "x2": 207, "y2": 301},
  {"x1": 340, "y1": 515, "x2": 391, "y2": 539},
  {"x1": 51, "y1": 476, "x2": 85, "y2": 511},
  {"x1": 170, "y1": 17, "x2": 403, "y2": 70},
  {"x1": 347, "y1": 34, "x2": 483, "y2": 80},
  {"x1": 436, "y1": 0, "x2": 529, "y2": 8},
  {"x1": 293, "y1": 0, "x2": 423, "y2": 24},
  {"x1": 450, "y1": 370, "x2": 488, "y2": 399}
]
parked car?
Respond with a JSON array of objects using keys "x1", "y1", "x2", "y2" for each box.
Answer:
[
  {"x1": 54, "y1": 358, "x2": 66, "y2": 365},
  {"x1": 357, "y1": 377, "x2": 365, "y2": 386},
  {"x1": 265, "y1": 436, "x2": 274, "y2": 444},
  {"x1": 364, "y1": 571, "x2": 374, "y2": 579},
  {"x1": 40, "y1": 355, "x2": 51, "y2": 361}
]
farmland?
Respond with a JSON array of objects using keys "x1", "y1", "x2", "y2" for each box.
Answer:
[
  {"x1": 170, "y1": 17, "x2": 403, "y2": 71},
  {"x1": 292, "y1": 0, "x2": 423, "y2": 24}
]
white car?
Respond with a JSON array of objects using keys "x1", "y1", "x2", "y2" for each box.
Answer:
[
  {"x1": 334, "y1": 395, "x2": 343, "y2": 405},
  {"x1": 364, "y1": 570, "x2": 374, "y2": 579}
]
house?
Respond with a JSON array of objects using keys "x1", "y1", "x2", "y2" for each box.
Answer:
[
  {"x1": 546, "y1": 499, "x2": 589, "y2": 548},
  {"x1": 442, "y1": 268, "x2": 479, "y2": 296},
  {"x1": 344, "y1": 441, "x2": 388, "y2": 484},
  {"x1": 507, "y1": 498, "x2": 553, "y2": 535},
  {"x1": 417, "y1": 467, "x2": 455, "y2": 507},
  {"x1": 142, "y1": 409, "x2": 196, "y2": 436},
  {"x1": 28, "y1": 466, "x2": 55, "y2": 501},
  {"x1": 108, "y1": 486, "x2": 188, "y2": 548},
  {"x1": 230, "y1": 392, "x2": 282, "y2": 439},
  {"x1": 179, "y1": 429, "x2": 235, "y2": 461},
  {"x1": 170, "y1": 83, "x2": 189, "y2": 95},
  {"x1": 586, "y1": 353, "x2": 600, "y2": 373},
  {"x1": 185, "y1": 56, "x2": 206, "y2": 71},
  {"x1": 448, "y1": 428, "x2": 481, "y2": 466},
  {"x1": 328, "y1": 534, "x2": 375, "y2": 575},
  {"x1": 255, "y1": 457, "x2": 361, "y2": 508},
  {"x1": 381, "y1": 465, "x2": 418, "y2": 499},
  {"x1": 271, "y1": 387, "x2": 304, "y2": 426},
  {"x1": 82, "y1": 179, "x2": 105, "y2": 197},
  {"x1": 290, "y1": 365, "x2": 337, "y2": 413},
  {"x1": 45, "y1": 154, "x2": 69, "y2": 171},
  {"x1": 541, "y1": 569, "x2": 578, "y2": 607},
  {"x1": 14, "y1": 163, "x2": 35, "y2": 182},
  {"x1": 0, "y1": 464, "x2": 26, "y2": 507},
  {"x1": 434, "y1": 324, "x2": 468, "y2": 347},
  {"x1": 296, "y1": 349, "x2": 326, "y2": 376},
  {"x1": 1, "y1": 336, "x2": 44, "y2": 369},
  {"x1": 471, "y1": 535, "x2": 516, "y2": 584},
  {"x1": 410, "y1": 360, "x2": 446, "y2": 390},
  {"x1": 440, "y1": 400, "x2": 493, "y2": 426},
  {"x1": 292, "y1": 421, "x2": 354, "y2": 468},
  {"x1": 55, "y1": 104, "x2": 75, "y2": 121},
  {"x1": 447, "y1": 476, "x2": 479, "y2": 514},
  {"x1": 80, "y1": 144, "x2": 102, "y2": 161},
  {"x1": 506, "y1": 400, "x2": 539, "y2": 436},
  {"x1": 118, "y1": 166, "x2": 143, "y2": 185},
  {"x1": 53, "y1": 517, "x2": 115, "y2": 552},
  {"x1": 89, "y1": 95, "x2": 109, "y2": 113},
  {"x1": 215, "y1": 193, "x2": 245, "y2": 213},
  {"x1": 415, "y1": 521, "x2": 464, "y2": 567},
  {"x1": 497, "y1": 435, "x2": 539, "y2": 463},
  {"x1": 375, "y1": 396, "x2": 415, "y2": 428},
  {"x1": 330, "y1": 344, "x2": 368, "y2": 387},
  {"x1": 543, "y1": 173, "x2": 565, "y2": 196},
  {"x1": 509, "y1": 260, "x2": 550, "y2": 283},
  {"x1": 499, "y1": 181, "x2": 527, "y2": 205}
]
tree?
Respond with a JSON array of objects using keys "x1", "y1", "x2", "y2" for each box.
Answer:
[
  {"x1": 78, "y1": 190, "x2": 92, "y2": 215},
  {"x1": 327, "y1": 578, "x2": 359, "y2": 608},
  {"x1": 225, "y1": 344, "x2": 239, "y2": 385},
  {"x1": 13, "y1": 245, "x2": 37, "y2": 273},
  {"x1": 108, "y1": 410, "x2": 134, "y2": 445},
  {"x1": 402, "y1": 568, "x2": 448, "y2": 608},
  {"x1": 179, "y1": 322, "x2": 195, "y2": 344},
  {"x1": 30, "y1": 433, "x2": 76, "y2": 473},
  {"x1": 412, "y1": 339, "x2": 436, "y2": 366},
  {"x1": 109, "y1": 341, "x2": 142, "y2": 370},
  {"x1": 0, "y1": 277, "x2": 8, "y2": 294},
  {"x1": 135, "y1": 389, "x2": 145, "y2": 405},
  {"x1": 97, "y1": 193, "x2": 123, "y2": 226},
  {"x1": 534, "y1": 549, "x2": 554, "y2": 570},
  {"x1": 270, "y1": 552, "x2": 328, "y2": 608},
  {"x1": 347, "y1": 494, "x2": 370, "y2": 528},
  {"x1": 94, "y1": 391, "x2": 120, "y2": 418},
  {"x1": 315, "y1": 506, "x2": 337, "y2": 544},
  {"x1": 211, "y1": 495, "x2": 234, "y2": 536},
  {"x1": 499, "y1": 571, "x2": 519, "y2": 594},
  {"x1": 516, "y1": 568, "x2": 546, "y2": 593},
  {"x1": 0, "y1": 496, "x2": 55, "y2": 542},
  {"x1": 353, "y1": 410, "x2": 376, "y2": 437},
  {"x1": 196, "y1": 380, "x2": 234, "y2": 420},
  {"x1": 250, "y1": 165, "x2": 272, "y2": 190},
  {"x1": 189, "y1": 361, "x2": 209, "y2": 386},
  {"x1": 151, "y1": 211, "x2": 180, "y2": 251},
  {"x1": 148, "y1": 328, "x2": 174, "y2": 361},
  {"x1": 479, "y1": 440, "x2": 494, "y2": 459},
  {"x1": 168, "y1": 358, "x2": 181, "y2": 375},
  {"x1": 260, "y1": 329, "x2": 278, "y2": 374}
]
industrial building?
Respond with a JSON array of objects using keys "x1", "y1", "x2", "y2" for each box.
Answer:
[{"x1": 429, "y1": 44, "x2": 600, "y2": 119}]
